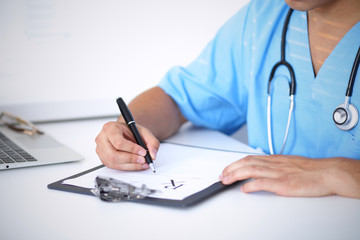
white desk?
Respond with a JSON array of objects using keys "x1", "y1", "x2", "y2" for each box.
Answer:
[{"x1": 1, "y1": 118, "x2": 360, "y2": 240}]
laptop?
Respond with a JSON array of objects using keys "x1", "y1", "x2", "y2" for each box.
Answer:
[{"x1": 0, "y1": 125, "x2": 83, "y2": 170}]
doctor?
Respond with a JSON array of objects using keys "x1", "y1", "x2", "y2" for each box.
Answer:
[{"x1": 95, "y1": 0, "x2": 360, "y2": 198}]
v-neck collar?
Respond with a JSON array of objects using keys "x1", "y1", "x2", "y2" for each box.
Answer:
[
  {"x1": 286, "y1": 10, "x2": 360, "y2": 115},
  {"x1": 304, "y1": 11, "x2": 360, "y2": 80}
]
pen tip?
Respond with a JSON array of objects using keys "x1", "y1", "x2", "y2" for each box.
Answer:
[{"x1": 149, "y1": 163, "x2": 156, "y2": 173}]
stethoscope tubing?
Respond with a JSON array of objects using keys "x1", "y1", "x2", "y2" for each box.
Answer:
[
  {"x1": 267, "y1": 9, "x2": 296, "y2": 155},
  {"x1": 266, "y1": 8, "x2": 359, "y2": 154},
  {"x1": 347, "y1": 46, "x2": 360, "y2": 97}
]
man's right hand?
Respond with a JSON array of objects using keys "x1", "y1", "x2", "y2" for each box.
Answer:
[{"x1": 95, "y1": 121, "x2": 160, "y2": 171}]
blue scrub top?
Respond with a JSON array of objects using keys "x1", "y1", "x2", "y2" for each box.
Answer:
[{"x1": 158, "y1": 0, "x2": 360, "y2": 159}]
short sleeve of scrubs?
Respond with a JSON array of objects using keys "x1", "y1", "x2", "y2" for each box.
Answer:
[{"x1": 158, "y1": 2, "x2": 261, "y2": 135}]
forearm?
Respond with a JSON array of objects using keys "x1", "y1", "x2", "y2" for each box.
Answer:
[{"x1": 118, "y1": 86, "x2": 187, "y2": 140}]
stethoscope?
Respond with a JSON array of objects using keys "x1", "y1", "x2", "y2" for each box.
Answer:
[{"x1": 267, "y1": 8, "x2": 360, "y2": 155}]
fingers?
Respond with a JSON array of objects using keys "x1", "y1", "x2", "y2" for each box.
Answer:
[
  {"x1": 218, "y1": 155, "x2": 288, "y2": 195},
  {"x1": 95, "y1": 121, "x2": 160, "y2": 171},
  {"x1": 219, "y1": 155, "x2": 283, "y2": 185},
  {"x1": 240, "y1": 178, "x2": 285, "y2": 195},
  {"x1": 96, "y1": 135, "x2": 148, "y2": 171},
  {"x1": 104, "y1": 121, "x2": 146, "y2": 155}
]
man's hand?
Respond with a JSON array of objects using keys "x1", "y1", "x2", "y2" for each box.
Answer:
[
  {"x1": 95, "y1": 121, "x2": 160, "y2": 171},
  {"x1": 219, "y1": 155, "x2": 360, "y2": 199}
]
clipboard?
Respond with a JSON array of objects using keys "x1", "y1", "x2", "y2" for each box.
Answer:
[
  {"x1": 47, "y1": 164, "x2": 232, "y2": 208},
  {"x1": 47, "y1": 132, "x2": 260, "y2": 208}
]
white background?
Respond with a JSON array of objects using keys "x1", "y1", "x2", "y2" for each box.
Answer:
[{"x1": 0, "y1": 0, "x2": 249, "y2": 121}]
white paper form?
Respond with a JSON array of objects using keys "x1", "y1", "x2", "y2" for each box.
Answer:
[{"x1": 64, "y1": 143, "x2": 260, "y2": 200}]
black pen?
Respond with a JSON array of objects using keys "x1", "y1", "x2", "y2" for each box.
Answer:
[{"x1": 116, "y1": 97, "x2": 156, "y2": 173}]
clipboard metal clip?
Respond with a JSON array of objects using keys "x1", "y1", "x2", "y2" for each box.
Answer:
[{"x1": 91, "y1": 176, "x2": 158, "y2": 202}]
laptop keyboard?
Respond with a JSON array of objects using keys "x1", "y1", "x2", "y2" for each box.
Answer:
[{"x1": 0, "y1": 132, "x2": 37, "y2": 164}]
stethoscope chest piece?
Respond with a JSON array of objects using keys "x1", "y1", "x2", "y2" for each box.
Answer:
[{"x1": 333, "y1": 101, "x2": 359, "y2": 131}]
